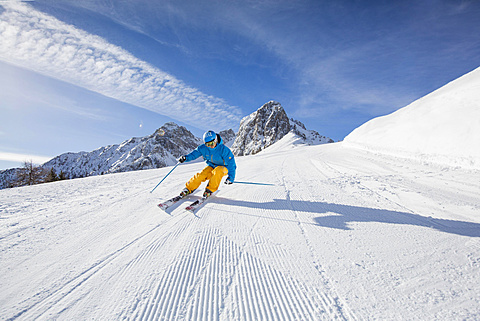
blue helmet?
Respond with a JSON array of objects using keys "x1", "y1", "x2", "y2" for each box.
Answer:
[{"x1": 203, "y1": 130, "x2": 216, "y2": 143}]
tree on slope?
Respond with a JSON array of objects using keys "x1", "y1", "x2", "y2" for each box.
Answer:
[
  {"x1": 45, "y1": 168, "x2": 59, "y2": 183},
  {"x1": 15, "y1": 161, "x2": 46, "y2": 187}
]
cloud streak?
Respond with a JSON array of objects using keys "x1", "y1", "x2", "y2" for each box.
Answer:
[
  {"x1": 0, "y1": 3, "x2": 241, "y2": 130},
  {"x1": 128, "y1": 0, "x2": 410, "y2": 115},
  {"x1": 0, "y1": 152, "x2": 52, "y2": 165},
  {"x1": 202, "y1": 0, "x2": 477, "y2": 117}
]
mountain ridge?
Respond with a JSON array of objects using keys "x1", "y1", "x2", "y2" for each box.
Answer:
[
  {"x1": 1, "y1": 102, "x2": 331, "y2": 188},
  {"x1": 42, "y1": 122, "x2": 202, "y2": 179}
]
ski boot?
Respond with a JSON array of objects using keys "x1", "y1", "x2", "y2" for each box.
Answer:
[
  {"x1": 203, "y1": 188, "x2": 213, "y2": 198},
  {"x1": 180, "y1": 188, "x2": 193, "y2": 198}
]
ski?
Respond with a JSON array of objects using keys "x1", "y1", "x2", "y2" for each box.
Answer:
[
  {"x1": 157, "y1": 195, "x2": 184, "y2": 210},
  {"x1": 185, "y1": 197, "x2": 209, "y2": 213}
]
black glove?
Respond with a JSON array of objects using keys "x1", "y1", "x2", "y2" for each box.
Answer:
[
  {"x1": 224, "y1": 178, "x2": 233, "y2": 185},
  {"x1": 178, "y1": 156, "x2": 186, "y2": 163}
]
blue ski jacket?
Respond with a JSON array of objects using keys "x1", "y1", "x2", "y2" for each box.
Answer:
[{"x1": 184, "y1": 135, "x2": 236, "y2": 182}]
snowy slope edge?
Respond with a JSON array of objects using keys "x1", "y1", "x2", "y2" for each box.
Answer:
[{"x1": 344, "y1": 66, "x2": 480, "y2": 169}]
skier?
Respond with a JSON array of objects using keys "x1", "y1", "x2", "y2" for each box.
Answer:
[{"x1": 177, "y1": 130, "x2": 236, "y2": 198}]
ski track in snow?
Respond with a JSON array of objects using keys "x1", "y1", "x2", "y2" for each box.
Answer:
[{"x1": 1, "y1": 143, "x2": 480, "y2": 320}]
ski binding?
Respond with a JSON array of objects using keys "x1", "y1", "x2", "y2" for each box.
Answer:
[
  {"x1": 158, "y1": 195, "x2": 184, "y2": 210},
  {"x1": 185, "y1": 197, "x2": 209, "y2": 213}
]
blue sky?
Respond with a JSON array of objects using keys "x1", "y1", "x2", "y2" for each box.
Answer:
[{"x1": 1, "y1": 0, "x2": 480, "y2": 170}]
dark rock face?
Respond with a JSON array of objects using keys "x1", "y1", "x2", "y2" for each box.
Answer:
[
  {"x1": 232, "y1": 101, "x2": 291, "y2": 156},
  {"x1": 218, "y1": 129, "x2": 236, "y2": 146}
]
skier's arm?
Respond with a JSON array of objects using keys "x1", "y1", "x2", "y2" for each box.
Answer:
[{"x1": 184, "y1": 148, "x2": 202, "y2": 162}]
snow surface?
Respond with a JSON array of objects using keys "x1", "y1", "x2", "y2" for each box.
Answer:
[
  {"x1": 1, "y1": 141, "x2": 479, "y2": 320},
  {"x1": 344, "y1": 66, "x2": 480, "y2": 169}
]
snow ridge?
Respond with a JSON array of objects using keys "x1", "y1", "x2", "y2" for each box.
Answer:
[
  {"x1": 344, "y1": 66, "x2": 480, "y2": 169},
  {"x1": 290, "y1": 118, "x2": 334, "y2": 145}
]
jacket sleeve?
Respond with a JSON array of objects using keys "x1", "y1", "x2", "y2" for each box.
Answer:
[
  {"x1": 185, "y1": 147, "x2": 202, "y2": 162},
  {"x1": 223, "y1": 147, "x2": 236, "y2": 182}
]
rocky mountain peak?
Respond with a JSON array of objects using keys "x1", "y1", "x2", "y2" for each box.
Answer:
[
  {"x1": 218, "y1": 129, "x2": 236, "y2": 147},
  {"x1": 231, "y1": 101, "x2": 333, "y2": 156},
  {"x1": 231, "y1": 101, "x2": 291, "y2": 156}
]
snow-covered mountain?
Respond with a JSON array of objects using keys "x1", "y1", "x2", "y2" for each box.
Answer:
[
  {"x1": 1, "y1": 100, "x2": 333, "y2": 188},
  {"x1": 0, "y1": 168, "x2": 18, "y2": 189},
  {"x1": 290, "y1": 118, "x2": 334, "y2": 145},
  {"x1": 231, "y1": 101, "x2": 333, "y2": 156},
  {"x1": 43, "y1": 122, "x2": 202, "y2": 178},
  {"x1": 218, "y1": 129, "x2": 236, "y2": 147},
  {"x1": 0, "y1": 124, "x2": 240, "y2": 188},
  {"x1": 1, "y1": 101, "x2": 333, "y2": 188},
  {"x1": 344, "y1": 66, "x2": 480, "y2": 169}
]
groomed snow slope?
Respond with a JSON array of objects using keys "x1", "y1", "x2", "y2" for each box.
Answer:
[
  {"x1": 1, "y1": 142, "x2": 480, "y2": 320},
  {"x1": 344, "y1": 66, "x2": 480, "y2": 169}
]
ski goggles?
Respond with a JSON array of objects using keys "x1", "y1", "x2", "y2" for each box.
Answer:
[{"x1": 205, "y1": 140, "x2": 216, "y2": 147}]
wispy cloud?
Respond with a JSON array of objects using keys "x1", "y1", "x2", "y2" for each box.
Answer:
[
  {"x1": 0, "y1": 151, "x2": 52, "y2": 165},
  {"x1": 0, "y1": 3, "x2": 241, "y2": 130},
  {"x1": 202, "y1": 1, "x2": 458, "y2": 116},
  {"x1": 237, "y1": 18, "x2": 413, "y2": 115},
  {"x1": 151, "y1": 0, "x2": 412, "y2": 115}
]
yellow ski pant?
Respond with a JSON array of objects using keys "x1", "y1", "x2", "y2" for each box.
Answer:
[{"x1": 186, "y1": 166, "x2": 228, "y2": 193}]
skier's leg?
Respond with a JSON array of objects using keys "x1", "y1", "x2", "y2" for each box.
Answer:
[
  {"x1": 206, "y1": 166, "x2": 228, "y2": 193},
  {"x1": 186, "y1": 166, "x2": 213, "y2": 192}
]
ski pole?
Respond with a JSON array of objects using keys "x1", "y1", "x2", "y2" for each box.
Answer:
[
  {"x1": 234, "y1": 181, "x2": 275, "y2": 186},
  {"x1": 150, "y1": 162, "x2": 180, "y2": 193}
]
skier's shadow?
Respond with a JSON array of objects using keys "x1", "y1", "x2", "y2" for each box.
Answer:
[{"x1": 214, "y1": 197, "x2": 480, "y2": 237}]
